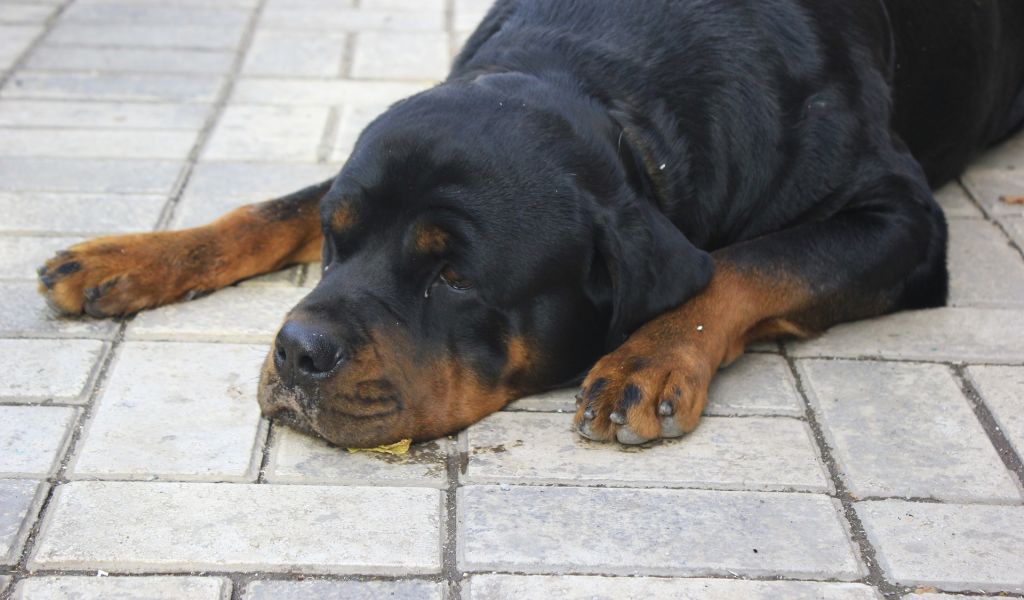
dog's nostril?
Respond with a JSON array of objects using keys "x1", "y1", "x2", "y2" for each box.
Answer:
[
  {"x1": 274, "y1": 319, "x2": 346, "y2": 382},
  {"x1": 274, "y1": 343, "x2": 287, "y2": 365}
]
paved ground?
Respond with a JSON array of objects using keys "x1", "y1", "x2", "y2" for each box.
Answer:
[{"x1": 1, "y1": 0, "x2": 1023, "y2": 599}]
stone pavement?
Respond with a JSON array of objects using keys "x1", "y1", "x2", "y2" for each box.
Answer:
[{"x1": 1, "y1": 0, "x2": 1023, "y2": 598}]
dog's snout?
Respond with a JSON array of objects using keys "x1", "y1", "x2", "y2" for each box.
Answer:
[{"x1": 274, "y1": 320, "x2": 347, "y2": 383}]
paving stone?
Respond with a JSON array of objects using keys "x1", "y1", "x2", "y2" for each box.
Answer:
[
  {"x1": 0, "y1": 4, "x2": 57, "y2": 24},
  {"x1": 933, "y1": 181, "x2": 982, "y2": 218},
  {"x1": 788, "y1": 307, "x2": 1024, "y2": 363},
  {"x1": 45, "y1": 23, "x2": 245, "y2": 50},
  {"x1": 60, "y1": 2, "x2": 250, "y2": 28},
  {"x1": 265, "y1": 426, "x2": 448, "y2": 487},
  {"x1": 231, "y1": 78, "x2": 426, "y2": 106},
  {"x1": 352, "y1": 32, "x2": 449, "y2": 81},
  {"x1": 0, "y1": 339, "x2": 104, "y2": 402},
  {"x1": 1003, "y1": 216, "x2": 1024, "y2": 247},
  {"x1": 857, "y1": 500, "x2": 1024, "y2": 593},
  {"x1": 0, "y1": 235, "x2": 83, "y2": 279},
  {"x1": 0, "y1": 577, "x2": 7, "y2": 595},
  {"x1": 0, "y1": 158, "x2": 183, "y2": 194},
  {"x1": 0, "y1": 283, "x2": 117, "y2": 339},
  {"x1": 453, "y1": 0, "x2": 490, "y2": 32},
  {"x1": 0, "y1": 24, "x2": 40, "y2": 69},
  {"x1": 4, "y1": 72, "x2": 223, "y2": 103},
  {"x1": 966, "y1": 365, "x2": 1024, "y2": 460},
  {"x1": 237, "y1": 265, "x2": 303, "y2": 287},
  {"x1": 332, "y1": 103, "x2": 388, "y2": 160},
  {"x1": 799, "y1": 359, "x2": 1020, "y2": 502},
  {"x1": 260, "y1": 6, "x2": 444, "y2": 31},
  {"x1": 0, "y1": 128, "x2": 198, "y2": 159},
  {"x1": 947, "y1": 218, "x2": 1024, "y2": 307},
  {"x1": 962, "y1": 167, "x2": 1024, "y2": 217},
  {"x1": 0, "y1": 406, "x2": 76, "y2": 477},
  {"x1": 71, "y1": 341, "x2": 266, "y2": 481},
  {"x1": 970, "y1": 133, "x2": 1024, "y2": 172},
  {"x1": 0, "y1": 479, "x2": 45, "y2": 565},
  {"x1": 31, "y1": 481, "x2": 442, "y2": 574},
  {"x1": 174, "y1": 162, "x2": 338, "y2": 228},
  {"x1": 502, "y1": 353, "x2": 803, "y2": 417},
  {"x1": 465, "y1": 412, "x2": 828, "y2": 491},
  {"x1": 360, "y1": 0, "x2": 445, "y2": 10},
  {"x1": 13, "y1": 576, "x2": 229, "y2": 599},
  {"x1": 243, "y1": 30, "x2": 346, "y2": 77},
  {"x1": 0, "y1": 100, "x2": 210, "y2": 130},
  {"x1": 25, "y1": 46, "x2": 235, "y2": 74},
  {"x1": 127, "y1": 286, "x2": 307, "y2": 343},
  {"x1": 203, "y1": 105, "x2": 330, "y2": 162},
  {"x1": 0, "y1": 192, "x2": 165, "y2": 235},
  {"x1": 467, "y1": 575, "x2": 881, "y2": 600},
  {"x1": 244, "y1": 579, "x2": 443, "y2": 600},
  {"x1": 459, "y1": 485, "x2": 862, "y2": 578},
  {"x1": 902, "y1": 595, "x2": 999, "y2": 600}
]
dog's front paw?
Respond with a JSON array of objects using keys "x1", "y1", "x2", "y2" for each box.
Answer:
[
  {"x1": 573, "y1": 339, "x2": 714, "y2": 445},
  {"x1": 37, "y1": 232, "x2": 205, "y2": 318}
]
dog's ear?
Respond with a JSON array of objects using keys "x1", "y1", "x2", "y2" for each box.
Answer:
[{"x1": 590, "y1": 191, "x2": 714, "y2": 349}]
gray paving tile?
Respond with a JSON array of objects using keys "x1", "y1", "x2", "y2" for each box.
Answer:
[
  {"x1": 902, "y1": 595, "x2": 1000, "y2": 600},
  {"x1": 0, "y1": 339, "x2": 104, "y2": 402},
  {"x1": 0, "y1": 479, "x2": 45, "y2": 565},
  {"x1": 966, "y1": 365, "x2": 1024, "y2": 460},
  {"x1": 13, "y1": 576, "x2": 230, "y2": 600},
  {"x1": 0, "y1": 4, "x2": 57, "y2": 24},
  {"x1": 467, "y1": 575, "x2": 881, "y2": 600},
  {"x1": 0, "y1": 192, "x2": 165, "y2": 235},
  {"x1": 266, "y1": 427, "x2": 447, "y2": 487},
  {"x1": 4, "y1": 72, "x2": 223, "y2": 103},
  {"x1": 0, "y1": 158, "x2": 183, "y2": 194},
  {"x1": 244, "y1": 579, "x2": 443, "y2": 600},
  {"x1": 857, "y1": 500, "x2": 1024, "y2": 593},
  {"x1": 45, "y1": 23, "x2": 245, "y2": 50},
  {"x1": 502, "y1": 388, "x2": 575, "y2": 412},
  {"x1": 1004, "y1": 216, "x2": 1024, "y2": 248},
  {"x1": 0, "y1": 577, "x2": 7, "y2": 595},
  {"x1": 231, "y1": 78, "x2": 426, "y2": 106},
  {"x1": 0, "y1": 24, "x2": 41, "y2": 70},
  {"x1": 0, "y1": 128, "x2": 198, "y2": 159},
  {"x1": 30, "y1": 481, "x2": 442, "y2": 574},
  {"x1": 242, "y1": 30, "x2": 346, "y2": 77},
  {"x1": 788, "y1": 307, "x2": 1024, "y2": 363},
  {"x1": 0, "y1": 100, "x2": 210, "y2": 130},
  {"x1": 259, "y1": 6, "x2": 444, "y2": 31},
  {"x1": 0, "y1": 283, "x2": 117, "y2": 339},
  {"x1": 60, "y1": 2, "x2": 250, "y2": 28},
  {"x1": 459, "y1": 485, "x2": 862, "y2": 578},
  {"x1": 126, "y1": 286, "x2": 307, "y2": 343},
  {"x1": 71, "y1": 341, "x2": 266, "y2": 481},
  {"x1": 962, "y1": 167, "x2": 1024, "y2": 217},
  {"x1": 0, "y1": 406, "x2": 76, "y2": 477},
  {"x1": 360, "y1": 0, "x2": 445, "y2": 10},
  {"x1": 0, "y1": 236, "x2": 83, "y2": 279},
  {"x1": 464, "y1": 412, "x2": 829, "y2": 492},
  {"x1": 453, "y1": 0, "x2": 490, "y2": 32},
  {"x1": 970, "y1": 133, "x2": 1024, "y2": 172},
  {"x1": 947, "y1": 218, "x2": 1024, "y2": 307},
  {"x1": 202, "y1": 105, "x2": 330, "y2": 162},
  {"x1": 173, "y1": 162, "x2": 338, "y2": 228},
  {"x1": 799, "y1": 359, "x2": 1020, "y2": 502},
  {"x1": 25, "y1": 46, "x2": 234, "y2": 75},
  {"x1": 351, "y1": 32, "x2": 449, "y2": 81},
  {"x1": 934, "y1": 181, "x2": 983, "y2": 218}
]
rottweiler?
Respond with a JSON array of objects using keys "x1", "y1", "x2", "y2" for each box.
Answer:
[{"x1": 38, "y1": 0, "x2": 1024, "y2": 447}]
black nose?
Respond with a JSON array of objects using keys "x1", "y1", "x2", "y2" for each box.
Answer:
[{"x1": 273, "y1": 320, "x2": 347, "y2": 384}]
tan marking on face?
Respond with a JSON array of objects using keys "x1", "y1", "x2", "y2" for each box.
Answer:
[
  {"x1": 414, "y1": 224, "x2": 449, "y2": 254},
  {"x1": 330, "y1": 203, "x2": 357, "y2": 233}
]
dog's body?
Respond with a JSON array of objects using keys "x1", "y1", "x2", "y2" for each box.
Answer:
[{"x1": 39, "y1": 0, "x2": 1024, "y2": 447}]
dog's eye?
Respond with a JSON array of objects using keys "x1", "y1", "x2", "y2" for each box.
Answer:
[{"x1": 439, "y1": 265, "x2": 472, "y2": 290}]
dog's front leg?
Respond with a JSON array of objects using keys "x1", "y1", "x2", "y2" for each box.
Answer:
[
  {"x1": 574, "y1": 168, "x2": 948, "y2": 444},
  {"x1": 37, "y1": 180, "x2": 331, "y2": 317}
]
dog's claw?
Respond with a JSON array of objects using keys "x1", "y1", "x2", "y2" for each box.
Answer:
[
  {"x1": 658, "y1": 401, "x2": 674, "y2": 416},
  {"x1": 615, "y1": 425, "x2": 650, "y2": 445},
  {"x1": 660, "y1": 416, "x2": 685, "y2": 438},
  {"x1": 609, "y1": 411, "x2": 626, "y2": 425}
]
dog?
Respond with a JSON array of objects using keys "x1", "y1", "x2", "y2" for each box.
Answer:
[{"x1": 38, "y1": 0, "x2": 1024, "y2": 448}]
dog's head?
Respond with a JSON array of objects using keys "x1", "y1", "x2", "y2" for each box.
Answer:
[{"x1": 258, "y1": 75, "x2": 712, "y2": 447}]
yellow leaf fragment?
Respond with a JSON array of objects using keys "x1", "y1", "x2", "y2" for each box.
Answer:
[{"x1": 347, "y1": 438, "x2": 412, "y2": 455}]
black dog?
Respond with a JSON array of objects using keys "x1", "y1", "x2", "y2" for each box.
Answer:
[{"x1": 39, "y1": 0, "x2": 1024, "y2": 447}]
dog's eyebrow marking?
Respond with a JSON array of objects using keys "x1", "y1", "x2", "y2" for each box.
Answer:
[
  {"x1": 330, "y1": 203, "x2": 357, "y2": 234},
  {"x1": 413, "y1": 224, "x2": 449, "y2": 254}
]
